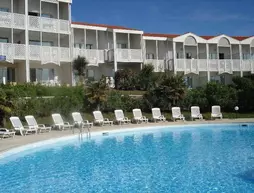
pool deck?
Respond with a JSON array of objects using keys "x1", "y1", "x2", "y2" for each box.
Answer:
[{"x1": 1, "y1": 118, "x2": 254, "y2": 153}]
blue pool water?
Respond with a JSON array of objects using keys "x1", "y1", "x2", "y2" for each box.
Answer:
[{"x1": 1, "y1": 124, "x2": 254, "y2": 192}]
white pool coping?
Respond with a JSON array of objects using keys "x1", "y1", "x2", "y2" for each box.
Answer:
[{"x1": 0, "y1": 122, "x2": 253, "y2": 161}]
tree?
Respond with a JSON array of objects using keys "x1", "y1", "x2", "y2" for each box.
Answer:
[
  {"x1": 85, "y1": 77, "x2": 108, "y2": 110},
  {"x1": 138, "y1": 64, "x2": 155, "y2": 90},
  {"x1": 144, "y1": 75, "x2": 187, "y2": 110},
  {"x1": 0, "y1": 88, "x2": 14, "y2": 126},
  {"x1": 73, "y1": 56, "x2": 89, "y2": 84}
]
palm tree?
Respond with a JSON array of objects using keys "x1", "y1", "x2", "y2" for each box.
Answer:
[
  {"x1": 85, "y1": 77, "x2": 108, "y2": 110},
  {"x1": 73, "y1": 56, "x2": 89, "y2": 84}
]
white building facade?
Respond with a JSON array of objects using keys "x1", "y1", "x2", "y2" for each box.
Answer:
[{"x1": 0, "y1": 1, "x2": 253, "y2": 87}]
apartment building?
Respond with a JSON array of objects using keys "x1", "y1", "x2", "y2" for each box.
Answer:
[
  {"x1": 0, "y1": 0, "x2": 72, "y2": 85},
  {"x1": 0, "y1": 1, "x2": 253, "y2": 88}
]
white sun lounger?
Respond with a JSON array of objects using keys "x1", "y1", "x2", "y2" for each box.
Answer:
[
  {"x1": 93, "y1": 111, "x2": 113, "y2": 126},
  {"x1": 10, "y1": 117, "x2": 37, "y2": 136},
  {"x1": 191, "y1": 106, "x2": 203, "y2": 121},
  {"x1": 211, "y1": 106, "x2": 223, "y2": 119},
  {"x1": 72, "y1": 112, "x2": 93, "y2": 128},
  {"x1": 172, "y1": 107, "x2": 185, "y2": 122},
  {"x1": 25, "y1": 115, "x2": 51, "y2": 133},
  {"x1": 52, "y1": 114, "x2": 74, "y2": 131},
  {"x1": 114, "y1": 110, "x2": 131, "y2": 125},
  {"x1": 0, "y1": 128, "x2": 15, "y2": 139},
  {"x1": 152, "y1": 108, "x2": 166, "y2": 122},
  {"x1": 132, "y1": 109, "x2": 148, "y2": 124}
]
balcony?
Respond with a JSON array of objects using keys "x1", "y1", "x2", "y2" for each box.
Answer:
[
  {"x1": 73, "y1": 48, "x2": 105, "y2": 65},
  {"x1": 0, "y1": 12, "x2": 25, "y2": 29},
  {"x1": 28, "y1": 16, "x2": 70, "y2": 34},
  {"x1": 0, "y1": 43, "x2": 26, "y2": 63},
  {"x1": 175, "y1": 59, "x2": 245, "y2": 74},
  {"x1": 116, "y1": 49, "x2": 142, "y2": 62},
  {"x1": 145, "y1": 59, "x2": 165, "y2": 72},
  {"x1": 29, "y1": 46, "x2": 71, "y2": 65}
]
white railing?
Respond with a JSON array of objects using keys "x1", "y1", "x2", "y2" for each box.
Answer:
[
  {"x1": 199, "y1": 59, "x2": 208, "y2": 71},
  {"x1": 13, "y1": 44, "x2": 26, "y2": 60},
  {"x1": 185, "y1": 59, "x2": 198, "y2": 74},
  {"x1": 28, "y1": 16, "x2": 70, "y2": 34},
  {"x1": 145, "y1": 59, "x2": 165, "y2": 72},
  {"x1": 232, "y1": 59, "x2": 241, "y2": 71},
  {"x1": 0, "y1": 12, "x2": 25, "y2": 29},
  {"x1": 29, "y1": 46, "x2": 70, "y2": 65},
  {"x1": 116, "y1": 49, "x2": 142, "y2": 62},
  {"x1": 209, "y1": 59, "x2": 219, "y2": 71},
  {"x1": 218, "y1": 60, "x2": 233, "y2": 74},
  {"x1": 175, "y1": 59, "x2": 185, "y2": 71},
  {"x1": 242, "y1": 60, "x2": 252, "y2": 71},
  {"x1": 0, "y1": 43, "x2": 26, "y2": 62},
  {"x1": 73, "y1": 48, "x2": 105, "y2": 65}
]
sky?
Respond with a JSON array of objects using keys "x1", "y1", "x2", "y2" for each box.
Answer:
[{"x1": 72, "y1": 0, "x2": 254, "y2": 36}]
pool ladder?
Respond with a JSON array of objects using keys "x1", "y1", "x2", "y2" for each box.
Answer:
[{"x1": 78, "y1": 124, "x2": 91, "y2": 140}]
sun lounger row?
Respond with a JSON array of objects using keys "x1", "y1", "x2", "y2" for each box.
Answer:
[{"x1": 7, "y1": 105, "x2": 223, "y2": 136}]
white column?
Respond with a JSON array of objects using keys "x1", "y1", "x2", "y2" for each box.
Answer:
[
  {"x1": 156, "y1": 40, "x2": 159, "y2": 72},
  {"x1": 107, "y1": 31, "x2": 109, "y2": 49},
  {"x1": 239, "y1": 44, "x2": 243, "y2": 77},
  {"x1": 173, "y1": 41, "x2": 177, "y2": 75},
  {"x1": 96, "y1": 30, "x2": 99, "y2": 63},
  {"x1": 196, "y1": 43, "x2": 199, "y2": 73},
  {"x1": 113, "y1": 31, "x2": 117, "y2": 72},
  {"x1": 230, "y1": 45, "x2": 233, "y2": 73},
  {"x1": 142, "y1": 39, "x2": 146, "y2": 69},
  {"x1": 11, "y1": 0, "x2": 13, "y2": 44},
  {"x1": 25, "y1": 0, "x2": 30, "y2": 82},
  {"x1": 40, "y1": 1, "x2": 42, "y2": 46},
  {"x1": 57, "y1": 2, "x2": 60, "y2": 48},
  {"x1": 127, "y1": 33, "x2": 130, "y2": 60},
  {"x1": 206, "y1": 44, "x2": 210, "y2": 81},
  {"x1": 84, "y1": 29, "x2": 87, "y2": 56},
  {"x1": 183, "y1": 43, "x2": 186, "y2": 73},
  {"x1": 140, "y1": 34, "x2": 143, "y2": 67},
  {"x1": 217, "y1": 45, "x2": 220, "y2": 74}
]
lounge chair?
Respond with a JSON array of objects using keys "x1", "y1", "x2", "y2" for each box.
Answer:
[
  {"x1": 152, "y1": 108, "x2": 166, "y2": 122},
  {"x1": 52, "y1": 114, "x2": 74, "y2": 131},
  {"x1": 93, "y1": 111, "x2": 113, "y2": 126},
  {"x1": 132, "y1": 109, "x2": 148, "y2": 124},
  {"x1": 191, "y1": 106, "x2": 203, "y2": 121},
  {"x1": 211, "y1": 106, "x2": 223, "y2": 119},
  {"x1": 25, "y1": 115, "x2": 51, "y2": 133},
  {"x1": 0, "y1": 128, "x2": 15, "y2": 139},
  {"x1": 72, "y1": 112, "x2": 93, "y2": 128},
  {"x1": 114, "y1": 110, "x2": 131, "y2": 125},
  {"x1": 10, "y1": 116, "x2": 37, "y2": 136},
  {"x1": 171, "y1": 107, "x2": 185, "y2": 122}
]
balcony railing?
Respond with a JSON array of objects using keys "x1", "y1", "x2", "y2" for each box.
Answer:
[
  {"x1": 73, "y1": 48, "x2": 105, "y2": 65},
  {"x1": 145, "y1": 59, "x2": 165, "y2": 72},
  {"x1": 174, "y1": 59, "x2": 249, "y2": 74},
  {"x1": 29, "y1": 46, "x2": 71, "y2": 65},
  {"x1": 116, "y1": 49, "x2": 142, "y2": 62},
  {"x1": 0, "y1": 12, "x2": 25, "y2": 29},
  {"x1": 0, "y1": 43, "x2": 26, "y2": 62},
  {"x1": 28, "y1": 16, "x2": 70, "y2": 34}
]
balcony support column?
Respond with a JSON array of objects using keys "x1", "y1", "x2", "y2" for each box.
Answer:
[
  {"x1": 206, "y1": 44, "x2": 210, "y2": 82},
  {"x1": 127, "y1": 33, "x2": 130, "y2": 60},
  {"x1": 84, "y1": 29, "x2": 87, "y2": 56},
  {"x1": 173, "y1": 41, "x2": 177, "y2": 75},
  {"x1": 25, "y1": 0, "x2": 30, "y2": 82},
  {"x1": 96, "y1": 30, "x2": 99, "y2": 63},
  {"x1": 113, "y1": 31, "x2": 117, "y2": 72},
  {"x1": 156, "y1": 40, "x2": 159, "y2": 72},
  {"x1": 183, "y1": 43, "x2": 186, "y2": 74},
  {"x1": 107, "y1": 31, "x2": 109, "y2": 49},
  {"x1": 239, "y1": 44, "x2": 243, "y2": 77},
  {"x1": 230, "y1": 44, "x2": 233, "y2": 73},
  {"x1": 142, "y1": 39, "x2": 146, "y2": 70},
  {"x1": 196, "y1": 43, "x2": 199, "y2": 74},
  {"x1": 140, "y1": 34, "x2": 143, "y2": 68}
]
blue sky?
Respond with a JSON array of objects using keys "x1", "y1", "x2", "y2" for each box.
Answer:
[{"x1": 72, "y1": 0, "x2": 254, "y2": 36}]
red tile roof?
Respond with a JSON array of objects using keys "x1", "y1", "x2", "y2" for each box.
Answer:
[
  {"x1": 72, "y1": 21, "x2": 140, "y2": 31},
  {"x1": 143, "y1": 33, "x2": 179, "y2": 38},
  {"x1": 232, "y1": 36, "x2": 250, "y2": 41}
]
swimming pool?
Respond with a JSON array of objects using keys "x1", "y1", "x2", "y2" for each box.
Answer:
[{"x1": 1, "y1": 123, "x2": 254, "y2": 192}]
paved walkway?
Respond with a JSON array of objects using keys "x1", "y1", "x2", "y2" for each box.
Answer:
[{"x1": 1, "y1": 118, "x2": 254, "y2": 153}]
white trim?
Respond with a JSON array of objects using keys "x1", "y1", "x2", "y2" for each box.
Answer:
[
  {"x1": 241, "y1": 36, "x2": 254, "y2": 45},
  {"x1": 207, "y1": 34, "x2": 240, "y2": 44},
  {"x1": 71, "y1": 24, "x2": 107, "y2": 31},
  {"x1": 174, "y1": 32, "x2": 207, "y2": 44},
  {"x1": 113, "y1": 29, "x2": 143, "y2": 34},
  {"x1": 143, "y1": 36, "x2": 167, "y2": 41}
]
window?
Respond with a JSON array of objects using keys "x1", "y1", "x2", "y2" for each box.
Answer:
[
  {"x1": 117, "y1": 43, "x2": 127, "y2": 49},
  {"x1": 242, "y1": 53, "x2": 250, "y2": 60},
  {"x1": 184, "y1": 76, "x2": 192, "y2": 88},
  {"x1": 86, "y1": 44, "x2": 93, "y2": 49},
  {"x1": 30, "y1": 68, "x2": 55, "y2": 82},
  {"x1": 186, "y1": 53, "x2": 192, "y2": 59},
  {"x1": 29, "y1": 40, "x2": 41, "y2": 46},
  {"x1": 28, "y1": 12, "x2": 39, "y2": 16},
  {"x1": 0, "y1": 8, "x2": 9, "y2": 12},
  {"x1": 87, "y1": 69, "x2": 94, "y2": 78},
  {"x1": 42, "y1": 41, "x2": 53, "y2": 46},
  {"x1": 209, "y1": 53, "x2": 217, "y2": 59},
  {"x1": 219, "y1": 53, "x2": 225, "y2": 59},
  {"x1": 41, "y1": 13, "x2": 52, "y2": 18},
  {"x1": 146, "y1": 53, "x2": 154, "y2": 59},
  {"x1": 0, "y1": 38, "x2": 8, "y2": 43},
  {"x1": 7, "y1": 68, "x2": 15, "y2": 82}
]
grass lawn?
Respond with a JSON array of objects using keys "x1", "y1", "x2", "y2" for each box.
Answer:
[{"x1": 26, "y1": 111, "x2": 254, "y2": 127}]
